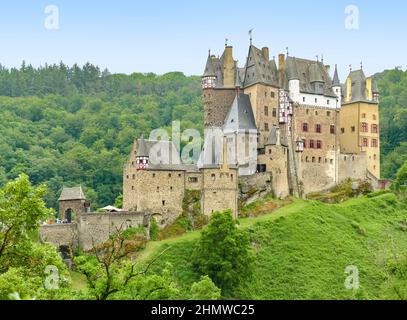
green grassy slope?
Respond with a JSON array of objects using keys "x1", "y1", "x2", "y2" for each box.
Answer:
[{"x1": 143, "y1": 194, "x2": 407, "y2": 300}]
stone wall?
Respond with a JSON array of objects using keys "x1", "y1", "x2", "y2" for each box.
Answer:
[
  {"x1": 129, "y1": 170, "x2": 185, "y2": 227},
  {"x1": 239, "y1": 172, "x2": 273, "y2": 205},
  {"x1": 259, "y1": 145, "x2": 290, "y2": 198},
  {"x1": 201, "y1": 167, "x2": 238, "y2": 218},
  {"x1": 185, "y1": 172, "x2": 203, "y2": 191},
  {"x1": 338, "y1": 153, "x2": 368, "y2": 183},
  {"x1": 39, "y1": 223, "x2": 79, "y2": 248},
  {"x1": 292, "y1": 104, "x2": 340, "y2": 194},
  {"x1": 40, "y1": 211, "x2": 148, "y2": 252}
]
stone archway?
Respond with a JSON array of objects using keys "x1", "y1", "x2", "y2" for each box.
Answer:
[{"x1": 65, "y1": 208, "x2": 73, "y2": 223}]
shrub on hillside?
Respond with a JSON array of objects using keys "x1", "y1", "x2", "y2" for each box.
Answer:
[{"x1": 191, "y1": 210, "x2": 253, "y2": 296}]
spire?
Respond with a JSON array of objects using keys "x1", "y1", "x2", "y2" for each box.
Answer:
[
  {"x1": 203, "y1": 52, "x2": 215, "y2": 77},
  {"x1": 332, "y1": 64, "x2": 340, "y2": 87},
  {"x1": 248, "y1": 29, "x2": 254, "y2": 45},
  {"x1": 137, "y1": 135, "x2": 149, "y2": 157}
]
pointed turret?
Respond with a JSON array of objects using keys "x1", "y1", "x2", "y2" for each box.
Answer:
[
  {"x1": 202, "y1": 52, "x2": 217, "y2": 89},
  {"x1": 136, "y1": 136, "x2": 149, "y2": 170},
  {"x1": 203, "y1": 52, "x2": 215, "y2": 77},
  {"x1": 332, "y1": 64, "x2": 340, "y2": 87},
  {"x1": 137, "y1": 135, "x2": 149, "y2": 157},
  {"x1": 331, "y1": 64, "x2": 342, "y2": 106}
]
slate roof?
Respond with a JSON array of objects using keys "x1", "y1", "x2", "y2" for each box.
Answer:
[
  {"x1": 343, "y1": 69, "x2": 378, "y2": 104},
  {"x1": 136, "y1": 136, "x2": 149, "y2": 157},
  {"x1": 243, "y1": 45, "x2": 279, "y2": 88},
  {"x1": 265, "y1": 125, "x2": 288, "y2": 147},
  {"x1": 135, "y1": 138, "x2": 184, "y2": 169},
  {"x1": 59, "y1": 187, "x2": 86, "y2": 201},
  {"x1": 203, "y1": 53, "x2": 216, "y2": 77},
  {"x1": 223, "y1": 93, "x2": 257, "y2": 132},
  {"x1": 284, "y1": 56, "x2": 337, "y2": 97}
]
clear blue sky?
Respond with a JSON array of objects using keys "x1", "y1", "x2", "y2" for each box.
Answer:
[{"x1": 0, "y1": 0, "x2": 405, "y2": 80}]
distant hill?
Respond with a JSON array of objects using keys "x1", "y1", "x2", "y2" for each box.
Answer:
[{"x1": 143, "y1": 193, "x2": 407, "y2": 300}]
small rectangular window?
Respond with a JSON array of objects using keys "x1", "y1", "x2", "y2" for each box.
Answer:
[
  {"x1": 310, "y1": 140, "x2": 315, "y2": 149},
  {"x1": 303, "y1": 123, "x2": 309, "y2": 132}
]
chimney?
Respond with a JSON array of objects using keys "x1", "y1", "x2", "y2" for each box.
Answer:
[
  {"x1": 279, "y1": 54, "x2": 286, "y2": 88},
  {"x1": 262, "y1": 47, "x2": 270, "y2": 61},
  {"x1": 223, "y1": 46, "x2": 235, "y2": 87}
]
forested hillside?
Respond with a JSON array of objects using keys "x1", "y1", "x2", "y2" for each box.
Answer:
[
  {"x1": 0, "y1": 63, "x2": 405, "y2": 209},
  {"x1": 375, "y1": 68, "x2": 407, "y2": 179},
  {"x1": 0, "y1": 63, "x2": 203, "y2": 209}
]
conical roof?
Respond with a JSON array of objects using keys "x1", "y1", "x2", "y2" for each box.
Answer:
[
  {"x1": 332, "y1": 64, "x2": 340, "y2": 87},
  {"x1": 203, "y1": 53, "x2": 215, "y2": 77},
  {"x1": 137, "y1": 136, "x2": 149, "y2": 157}
]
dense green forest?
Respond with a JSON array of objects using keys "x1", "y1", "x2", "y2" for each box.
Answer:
[
  {"x1": 0, "y1": 62, "x2": 405, "y2": 209},
  {"x1": 0, "y1": 63, "x2": 203, "y2": 209}
]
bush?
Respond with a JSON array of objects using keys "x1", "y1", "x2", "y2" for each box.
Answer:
[
  {"x1": 190, "y1": 276, "x2": 221, "y2": 300},
  {"x1": 149, "y1": 218, "x2": 159, "y2": 241}
]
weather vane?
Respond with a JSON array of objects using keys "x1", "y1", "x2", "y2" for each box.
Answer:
[
  {"x1": 286, "y1": 47, "x2": 289, "y2": 57},
  {"x1": 248, "y1": 29, "x2": 254, "y2": 45},
  {"x1": 225, "y1": 38, "x2": 229, "y2": 47}
]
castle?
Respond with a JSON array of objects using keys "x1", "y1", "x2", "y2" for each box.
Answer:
[
  {"x1": 122, "y1": 40, "x2": 382, "y2": 226},
  {"x1": 40, "y1": 40, "x2": 383, "y2": 251}
]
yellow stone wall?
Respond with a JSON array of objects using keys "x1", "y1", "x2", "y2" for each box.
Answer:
[{"x1": 339, "y1": 102, "x2": 380, "y2": 178}]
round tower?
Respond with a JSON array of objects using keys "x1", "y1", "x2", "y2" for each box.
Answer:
[{"x1": 202, "y1": 52, "x2": 217, "y2": 90}]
